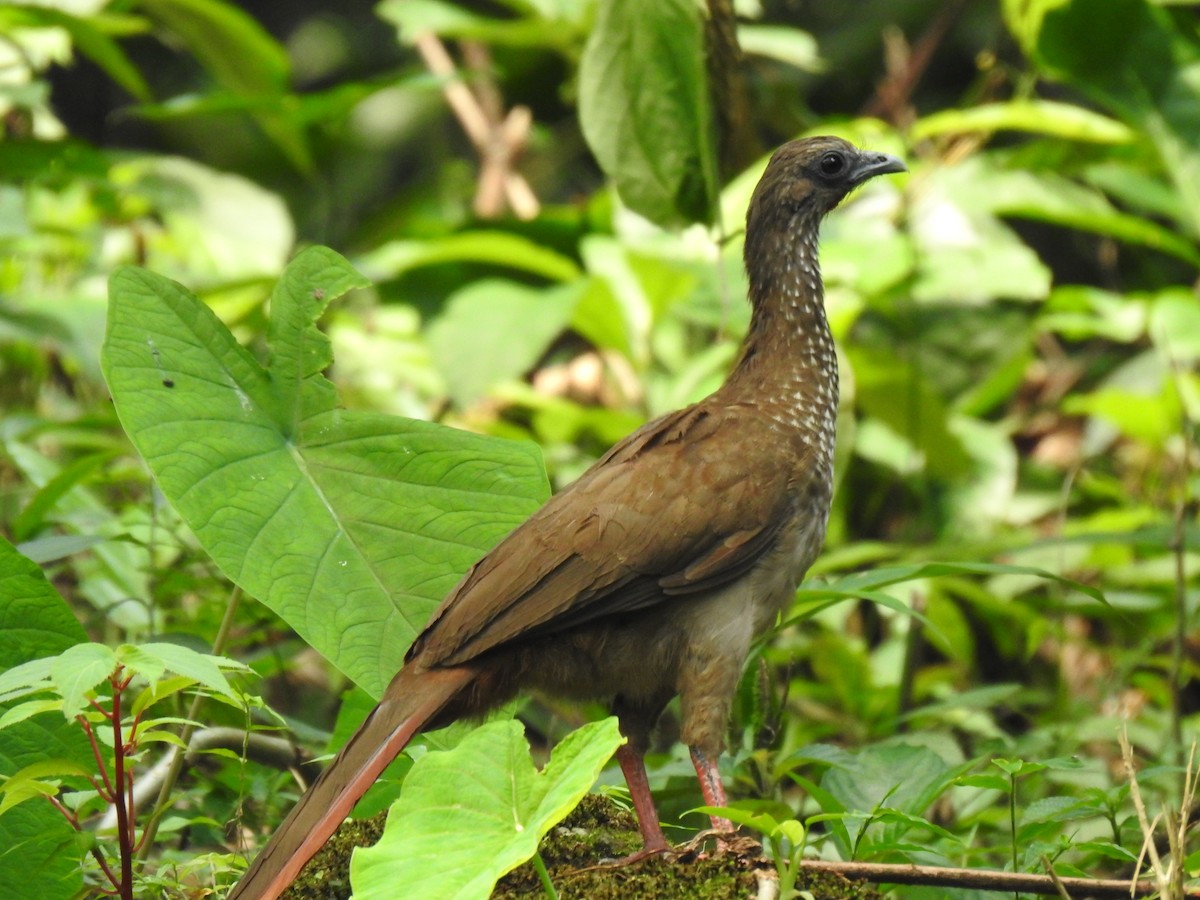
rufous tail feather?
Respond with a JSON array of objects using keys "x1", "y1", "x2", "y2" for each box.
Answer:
[{"x1": 228, "y1": 664, "x2": 476, "y2": 900}]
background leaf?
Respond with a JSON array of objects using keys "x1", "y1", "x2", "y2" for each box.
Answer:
[
  {"x1": 427, "y1": 279, "x2": 582, "y2": 406},
  {"x1": 137, "y1": 0, "x2": 311, "y2": 172},
  {"x1": 1035, "y1": 0, "x2": 1200, "y2": 238},
  {"x1": 578, "y1": 0, "x2": 718, "y2": 226}
]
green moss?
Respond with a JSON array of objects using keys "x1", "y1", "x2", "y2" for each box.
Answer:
[
  {"x1": 280, "y1": 794, "x2": 882, "y2": 900},
  {"x1": 494, "y1": 795, "x2": 883, "y2": 899},
  {"x1": 281, "y1": 812, "x2": 386, "y2": 900}
]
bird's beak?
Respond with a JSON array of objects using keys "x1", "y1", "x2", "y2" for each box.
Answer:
[{"x1": 849, "y1": 151, "x2": 907, "y2": 186}]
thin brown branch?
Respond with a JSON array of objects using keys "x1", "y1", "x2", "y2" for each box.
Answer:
[
  {"x1": 864, "y1": 0, "x2": 967, "y2": 125},
  {"x1": 79, "y1": 715, "x2": 115, "y2": 801},
  {"x1": 1039, "y1": 854, "x2": 1072, "y2": 900},
  {"x1": 89, "y1": 844, "x2": 120, "y2": 894},
  {"x1": 415, "y1": 32, "x2": 490, "y2": 148},
  {"x1": 799, "y1": 859, "x2": 1193, "y2": 897},
  {"x1": 47, "y1": 793, "x2": 79, "y2": 828},
  {"x1": 413, "y1": 32, "x2": 539, "y2": 219}
]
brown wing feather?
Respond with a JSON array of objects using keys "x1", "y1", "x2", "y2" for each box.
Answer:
[{"x1": 409, "y1": 400, "x2": 815, "y2": 667}]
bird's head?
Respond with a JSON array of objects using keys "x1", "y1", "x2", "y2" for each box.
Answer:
[{"x1": 747, "y1": 136, "x2": 906, "y2": 230}]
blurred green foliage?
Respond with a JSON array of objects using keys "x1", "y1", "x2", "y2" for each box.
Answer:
[{"x1": 0, "y1": 0, "x2": 1197, "y2": 895}]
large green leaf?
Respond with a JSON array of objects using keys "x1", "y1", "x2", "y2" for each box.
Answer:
[
  {"x1": 0, "y1": 538, "x2": 86, "y2": 669},
  {"x1": 578, "y1": 0, "x2": 718, "y2": 227},
  {"x1": 350, "y1": 718, "x2": 624, "y2": 899},
  {"x1": 102, "y1": 248, "x2": 549, "y2": 697},
  {"x1": 0, "y1": 538, "x2": 90, "y2": 899},
  {"x1": 0, "y1": 803, "x2": 81, "y2": 900},
  {"x1": 848, "y1": 348, "x2": 972, "y2": 479}
]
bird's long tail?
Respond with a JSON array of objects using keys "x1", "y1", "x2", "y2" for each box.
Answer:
[{"x1": 228, "y1": 664, "x2": 477, "y2": 900}]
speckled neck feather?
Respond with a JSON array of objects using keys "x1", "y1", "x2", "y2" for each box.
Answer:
[{"x1": 725, "y1": 200, "x2": 839, "y2": 486}]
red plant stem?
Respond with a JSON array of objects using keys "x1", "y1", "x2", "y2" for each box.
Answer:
[
  {"x1": 48, "y1": 774, "x2": 122, "y2": 893},
  {"x1": 90, "y1": 844, "x2": 121, "y2": 893},
  {"x1": 120, "y1": 677, "x2": 140, "y2": 852},
  {"x1": 78, "y1": 716, "x2": 115, "y2": 802},
  {"x1": 108, "y1": 672, "x2": 134, "y2": 900},
  {"x1": 46, "y1": 794, "x2": 79, "y2": 829}
]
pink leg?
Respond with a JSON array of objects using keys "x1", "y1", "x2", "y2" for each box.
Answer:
[
  {"x1": 615, "y1": 742, "x2": 669, "y2": 852},
  {"x1": 689, "y1": 746, "x2": 734, "y2": 833}
]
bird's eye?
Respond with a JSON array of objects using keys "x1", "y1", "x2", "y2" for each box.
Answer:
[{"x1": 818, "y1": 152, "x2": 845, "y2": 176}]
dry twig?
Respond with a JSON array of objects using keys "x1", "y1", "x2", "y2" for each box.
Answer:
[{"x1": 414, "y1": 33, "x2": 538, "y2": 219}]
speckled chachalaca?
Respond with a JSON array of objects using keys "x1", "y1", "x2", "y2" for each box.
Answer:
[{"x1": 229, "y1": 137, "x2": 906, "y2": 899}]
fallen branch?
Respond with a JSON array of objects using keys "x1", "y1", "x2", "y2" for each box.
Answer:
[
  {"x1": 97, "y1": 728, "x2": 315, "y2": 833},
  {"x1": 800, "y1": 859, "x2": 1200, "y2": 897}
]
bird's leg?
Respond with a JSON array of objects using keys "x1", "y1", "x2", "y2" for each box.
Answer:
[
  {"x1": 689, "y1": 745, "x2": 734, "y2": 833},
  {"x1": 614, "y1": 742, "x2": 670, "y2": 853}
]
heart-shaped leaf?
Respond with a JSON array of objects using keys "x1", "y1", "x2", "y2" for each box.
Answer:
[{"x1": 103, "y1": 248, "x2": 549, "y2": 696}]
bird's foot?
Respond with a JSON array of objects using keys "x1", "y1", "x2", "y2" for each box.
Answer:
[
  {"x1": 612, "y1": 844, "x2": 673, "y2": 866},
  {"x1": 679, "y1": 827, "x2": 761, "y2": 859}
]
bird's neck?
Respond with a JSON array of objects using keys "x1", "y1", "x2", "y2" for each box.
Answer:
[{"x1": 724, "y1": 212, "x2": 839, "y2": 458}]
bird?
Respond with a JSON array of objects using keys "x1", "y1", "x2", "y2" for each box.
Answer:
[{"x1": 228, "y1": 136, "x2": 906, "y2": 899}]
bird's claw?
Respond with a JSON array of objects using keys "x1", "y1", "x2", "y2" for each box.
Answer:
[{"x1": 679, "y1": 827, "x2": 761, "y2": 859}]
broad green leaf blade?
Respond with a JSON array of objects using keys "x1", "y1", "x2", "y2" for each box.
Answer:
[
  {"x1": 909, "y1": 166, "x2": 1052, "y2": 304},
  {"x1": 116, "y1": 643, "x2": 245, "y2": 701},
  {"x1": 350, "y1": 718, "x2": 624, "y2": 900},
  {"x1": 51, "y1": 644, "x2": 117, "y2": 720},
  {"x1": 817, "y1": 744, "x2": 955, "y2": 851},
  {"x1": 736, "y1": 24, "x2": 823, "y2": 72},
  {"x1": 0, "y1": 538, "x2": 87, "y2": 668},
  {"x1": 10, "y1": 451, "x2": 117, "y2": 543},
  {"x1": 264, "y1": 246, "x2": 371, "y2": 433},
  {"x1": 957, "y1": 159, "x2": 1200, "y2": 267},
  {"x1": 427, "y1": 279, "x2": 582, "y2": 407},
  {"x1": 3, "y1": 438, "x2": 151, "y2": 634},
  {"x1": 0, "y1": 760, "x2": 90, "y2": 815},
  {"x1": 139, "y1": 0, "x2": 289, "y2": 93},
  {"x1": 115, "y1": 156, "x2": 296, "y2": 281},
  {"x1": 378, "y1": 0, "x2": 589, "y2": 49},
  {"x1": 103, "y1": 250, "x2": 549, "y2": 696},
  {"x1": 1151, "y1": 289, "x2": 1200, "y2": 362},
  {"x1": 0, "y1": 802, "x2": 81, "y2": 900},
  {"x1": 848, "y1": 347, "x2": 972, "y2": 477},
  {"x1": 0, "y1": 539, "x2": 90, "y2": 894},
  {"x1": 0, "y1": 701, "x2": 63, "y2": 731},
  {"x1": 578, "y1": 0, "x2": 718, "y2": 227}
]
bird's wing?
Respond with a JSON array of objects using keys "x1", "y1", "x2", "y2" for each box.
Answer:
[{"x1": 410, "y1": 401, "x2": 816, "y2": 667}]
